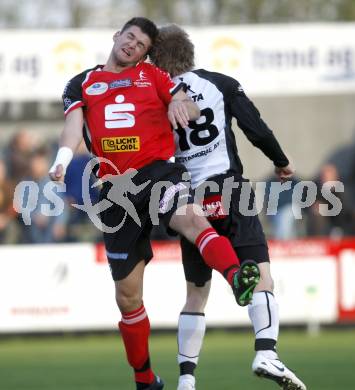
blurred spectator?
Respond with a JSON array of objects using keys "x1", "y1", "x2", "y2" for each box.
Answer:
[
  {"x1": 64, "y1": 141, "x2": 99, "y2": 210},
  {"x1": 326, "y1": 134, "x2": 355, "y2": 235},
  {"x1": 6, "y1": 129, "x2": 38, "y2": 183},
  {"x1": 307, "y1": 163, "x2": 353, "y2": 237},
  {"x1": 63, "y1": 141, "x2": 100, "y2": 242},
  {"x1": 326, "y1": 132, "x2": 355, "y2": 186},
  {"x1": 20, "y1": 147, "x2": 69, "y2": 244},
  {"x1": 263, "y1": 173, "x2": 304, "y2": 239},
  {"x1": 0, "y1": 159, "x2": 17, "y2": 243}
]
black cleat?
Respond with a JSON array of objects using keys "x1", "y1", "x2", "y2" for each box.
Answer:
[
  {"x1": 232, "y1": 260, "x2": 260, "y2": 306},
  {"x1": 137, "y1": 376, "x2": 164, "y2": 390}
]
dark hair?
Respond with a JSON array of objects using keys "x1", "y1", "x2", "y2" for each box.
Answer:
[
  {"x1": 31, "y1": 145, "x2": 50, "y2": 159},
  {"x1": 121, "y1": 17, "x2": 159, "y2": 50},
  {"x1": 150, "y1": 24, "x2": 195, "y2": 77}
]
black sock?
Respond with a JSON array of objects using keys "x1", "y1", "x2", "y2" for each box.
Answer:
[
  {"x1": 180, "y1": 361, "x2": 196, "y2": 376},
  {"x1": 136, "y1": 381, "x2": 151, "y2": 390}
]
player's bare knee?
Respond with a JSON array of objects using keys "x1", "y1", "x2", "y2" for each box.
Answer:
[
  {"x1": 255, "y1": 274, "x2": 274, "y2": 293},
  {"x1": 115, "y1": 289, "x2": 142, "y2": 313},
  {"x1": 186, "y1": 210, "x2": 210, "y2": 240},
  {"x1": 193, "y1": 211, "x2": 210, "y2": 230},
  {"x1": 171, "y1": 205, "x2": 210, "y2": 242}
]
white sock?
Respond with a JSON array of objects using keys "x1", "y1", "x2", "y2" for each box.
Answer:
[
  {"x1": 177, "y1": 312, "x2": 206, "y2": 365},
  {"x1": 248, "y1": 291, "x2": 279, "y2": 355}
]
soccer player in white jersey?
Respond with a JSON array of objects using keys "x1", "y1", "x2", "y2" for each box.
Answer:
[{"x1": 150, "y1": 24, "x2": 306, "y2": 390}]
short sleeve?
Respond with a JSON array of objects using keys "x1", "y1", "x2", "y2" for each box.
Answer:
[
  {"x1": 152, "y1": 65, "x2": 176, "y2": 105},
  {"x1": 62, "y1": 72, "x2": 86, "y2": 116}
]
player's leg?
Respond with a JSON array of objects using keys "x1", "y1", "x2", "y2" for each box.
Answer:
[
  {"x1": 177, "y1": 282, "x2": 210, "y2": 390},
  {"x1": 178, "y1": 285, "x2": 210, "y2": 390},
  {"x1": 150, "y1": 161, "x2": 258, "y2": 306},
  {"x1": 227, "y1": 175, "x2": 306, "y2": 390},
  {"x1": 100, "y1": 181, "x2": 163, "y2": 390},
  {"x1": 115, "y1": 259, "x2": 163, "y2": 390},
  {"x1": 115, "y1": 259, "x2": 149, "y2": 385},
  {"x1": 169, "y1": 204, "x2": 260, "y2": 306},
  {"x1": 109, "y1": 242, "x2": 163, "y2": 390},
  {"x1": 236, "y1": 246, "x2": 306, "y2": 390},
  {"x1": 177, "y1": 237, "x2": 212, "y2": 390}
]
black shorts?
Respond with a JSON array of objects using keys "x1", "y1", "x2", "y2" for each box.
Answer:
[
  {"x1": 181, "y1": 172, "x2": 269, "y2": 287},
  {"x1": 99, "y1": 160, "x2": 193, "y2": 281}
]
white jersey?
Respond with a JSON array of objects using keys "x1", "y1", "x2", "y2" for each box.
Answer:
[{"x1": 173, "y1": 69, "x2": 289, "y2": 188}]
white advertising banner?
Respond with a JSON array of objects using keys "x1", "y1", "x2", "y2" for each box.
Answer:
[
  {"x1": 145, "y1": 254, "x2": 338, "y2": 327},
  {"x1": 0, "y1": 23, "x2": 354, "y2": 101},
  {"x1": 0, "y1": 244, "x2": 118, "y2": 332},
  {"x1": 0, "y1": 240, "x2": 349, "y2": 333},
  {"x1": 0, "y1": 30, "x2": 110, "y2": 102},
  {"x1": 191, "y1": 23, "x2": 355, "y2": 96}
]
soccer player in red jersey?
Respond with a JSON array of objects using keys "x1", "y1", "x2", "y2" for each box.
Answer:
[{"x1": 49, "y1": 17, "x2": 259, "y2": 390}]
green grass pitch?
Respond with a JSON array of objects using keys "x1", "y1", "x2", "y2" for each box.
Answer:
[{"x1": 0, "y1": 329, "x2": 354, "y2": 389}]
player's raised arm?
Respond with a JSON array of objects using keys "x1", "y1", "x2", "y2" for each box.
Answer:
[{"x1": 48, "y1": 108, "x2": 84, "y2": 182}]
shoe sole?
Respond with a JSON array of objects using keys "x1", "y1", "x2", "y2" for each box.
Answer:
[
  {"x1": 254, "y1": 368, "x2": 304, "y2": 390},
  {"x1": 234, "y1": 260, "x2": 260, "y2": 306}
]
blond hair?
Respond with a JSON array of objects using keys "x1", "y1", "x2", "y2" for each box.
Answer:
[{"x1": 150, "y1": 24, "x2": 195, "y2": 77}]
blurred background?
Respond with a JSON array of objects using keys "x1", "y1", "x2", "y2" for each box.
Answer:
[{"x1": 0, "y1": 1, "x2": 354, "y2": 389}]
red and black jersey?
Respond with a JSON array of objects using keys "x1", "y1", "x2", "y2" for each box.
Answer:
[{"x1": 62, "y1": 62, "x2": 176, "y2": 176}]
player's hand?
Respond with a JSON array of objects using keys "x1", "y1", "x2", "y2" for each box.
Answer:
[
  {"x1": 274, "y1": 164, "x2": 295, "y2": 182},
  {"x1": 168, "y1": 99, "x2": 190, "y2": 129},
  {"x1": 49, "y1": 164, "x2": 65, "y2": 182}
]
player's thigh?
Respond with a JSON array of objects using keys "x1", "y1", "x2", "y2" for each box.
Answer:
[
  {"x1": 107, "y1": 228, "x2": 153, "y2": 282},
  {"x1": 112, "y1": 234, "x2": 153, "y2": 312},
  {"x1": 99, "y1": 185, "x2": 153, "y2": 282},
  {"x1": 170, "y1": 203, "x2": 210, "y2": 242},
  {"x1": 115, "y1": 259, "x2": 146, "y2": 311},
  {"x1": 153, "y1": 162, "x2": 202, "y2": 237},
  {"x1": 181, "y1": 236, "x2": 212, "y2": 288}
]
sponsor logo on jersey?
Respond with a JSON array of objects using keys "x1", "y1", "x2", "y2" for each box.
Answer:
[
  {"x1": 63, "y1": 97, "x2": 72, "y2": 110},
  {"x1": 176, "y1": 144, "x2": 216, "y2": 162},
  {"x1": 109, "y1": 79, "x2": 132, "y2": 89},
  {"x1": 134, "y1": 70, "x2": 152, "y2": 87},
  {"x1": 86, "y1": 82, "x2": 108, "y2": 95},
  {"x1": 178, "y1": 77, "x2": 195, "y2": 93},
  {"x1": 101, "y1": 136, "x2": 140, "y2": 152},
  {"x1": 191, "y1": 93, "x2": 204, "y2": 102},
  {"x1": 202, "y1": 195, "x2": 227, "y2": 220}
]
